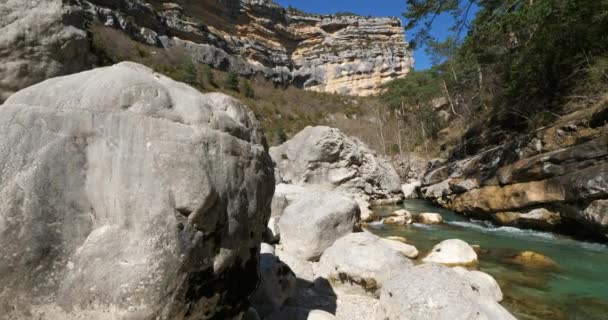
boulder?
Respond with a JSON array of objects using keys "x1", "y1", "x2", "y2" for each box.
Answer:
[
  {"x1": 270, "y1": 126, "x2": 402, "y2": 201},
  {"x1": 423, "y1": 239, "x2": 478, "y2": 267},
  {"x1": 278, "y1": 191, "x2": 359, "y2": 261},
  {"x1": 401, "y1": 181, "x2": 421, "y2": 199},
  {"x1": 252, "y1": 253, "x2": 297, "y2": 316},
  {"x1": 377, "y1": 263, "x2": 516, "y2": 320},
  {"x1": 380, "y1": 238, "x2": 419, "y2": 259},
  {"x1": 416, "y1": 213, "x2": 444, "y2": 225},
  {"x1": 512, "y1": 251, "x2": 558, "y2": 269},
  {"x1": 316, "y1": 232, "x2": 414, "y2": 296},
  {"x1": 384, "y1": 216, "x2": 412, "y2": 226},
  {"x1": 451, "y1": 267, "x2": 503, "y2": 302},
  {"x1": 0, "y1": 63, "x2": 275, "y2": 319},
  {"x1": 493, "y1": 208, "x2": 561, "y2": 230}
]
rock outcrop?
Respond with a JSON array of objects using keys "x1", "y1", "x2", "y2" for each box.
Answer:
[
  {"x1": 0, "y1": 0, "x2": 413, "y2": 100},
  {"x1": 420, "y1": 110, "x2": 608, "y2": 240},
  {"x1": 0, "y1": 62, "x2": 275, "y2": 319}
]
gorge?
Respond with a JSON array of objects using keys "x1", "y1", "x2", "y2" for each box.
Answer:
[{"x1": 0, "y1": 0, "x2": 607, "y2": 320}]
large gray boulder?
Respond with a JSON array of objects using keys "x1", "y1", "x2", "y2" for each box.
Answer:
[
  {"x1": 278, "y1": 190, "x2": 360, "y2": 261},
  {"x1": 377, "y1": 264, "x2": 516, "y2": 320},
  {"x1": 0, "y1": 62, "x2": 275, "y2": 319},
  {"x1": 0, "y1": 0, "x2": 92, "y2": 101},
  {"x1": 316, "y1": 232, "x2": 414, "y2": 297},
  {"x1": 270, "y1": 126, "x2": 402, "y2": 202}
]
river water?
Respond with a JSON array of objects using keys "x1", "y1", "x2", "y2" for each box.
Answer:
[{"x1": 367, "y1": 200, "x2": 608, "y2": 320}]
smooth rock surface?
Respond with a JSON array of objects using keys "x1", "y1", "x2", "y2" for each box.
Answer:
[
  {"x1": 317, "y1": 232, "x2": 413, "y2": 296},
  {"x1": 0, "y1": 62, "x2": 275, "y2": 319},
  {"x1": 416, "y1": 212, "x2": 444, "y2": 225},
  {"x1": 423, "y1": 239, "x2": 478, "y2": 267},
  {"x1": 377, "y1": 264, "x2": 516, "y2": 320},
  {"x1": 380, "y1": 238, "x2": 419, "y2": 259},
  {"x1": 278, "y1": 190, "x2": 359, "y2": 261}
]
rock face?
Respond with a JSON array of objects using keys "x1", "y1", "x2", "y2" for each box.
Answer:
[
  {"x1": 270, "y1": 126, "x2": 402, "y2": 202},
  {"x1": 0, "y1": 0, "x2": 413, "y2": 100},
  {"x1": 420, "y1": 115, "x2": 608, "y2": 240},
  {"x1": 0, "y1": 0, "x2": 93, "y2": 101},
  {"x1": 0, "y1": 62, "x2": 275, "y2": 319},
  {"x1": 377, "y1": 264, "x2": 515, "y2": 320}
]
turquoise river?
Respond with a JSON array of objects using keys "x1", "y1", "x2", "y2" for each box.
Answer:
[{"x1": 368, "y1": 200, "x2": 608, "y2": 320}]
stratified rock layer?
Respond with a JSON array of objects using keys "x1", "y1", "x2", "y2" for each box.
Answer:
[
  {"x1": 0, "y1": 0, "x2": 413, "y2": 100},
  {"x1": 420, "y1": 113, "x2": 608, "y2": 240},
  {"x1": 0, "y1": 62, "x2": 275, "y2": 319}
]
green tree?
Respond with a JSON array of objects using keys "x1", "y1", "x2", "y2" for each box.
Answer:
[
  {"x1": 203, "y1": 65, "x2": 215, "y2": 87},
  {"x1": 224, "y1": 72, "x2": 240, "y2": 92},
  {"x1": 242, "y1": 81, "x2": 255, "y2": 98}
]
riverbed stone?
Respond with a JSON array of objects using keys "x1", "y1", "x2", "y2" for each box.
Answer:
[
  {"x1": 317, "y1": 232, "x2": 414, "y2": 296},
  {"x1": 512, "y1": 251, "x2": 558, "y2": 269},
  {"x1": 377, "y1": 263, "x2": 516, "y2": 320},
  {"x1": 384, "y1": 215, "x2": 413, "y2": 226},
  {"x1": 380, "y1": 238, "x2": 419, "y2": 259},
  {"x1": 423, "y1": 239, "x2": 478, "y2": 267},
  {"x1": 451, "y1": 267, "x2": 503, "y2": 302},
  {"x1": 416, "y1": 212, "x2": 444, "y2": 224}
]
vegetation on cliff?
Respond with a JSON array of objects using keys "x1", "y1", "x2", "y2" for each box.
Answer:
[{"x1": 383, "y1": 0, "x2": 608, "y2": 158}]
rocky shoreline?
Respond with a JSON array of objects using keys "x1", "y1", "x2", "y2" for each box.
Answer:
[{"x1": 0, "y1": 64, "x2": 519, "y2": 319}]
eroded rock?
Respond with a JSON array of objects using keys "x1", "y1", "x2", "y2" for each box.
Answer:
[{"x1": 0, "y1": 62, "x2": 275, "y2": 319}]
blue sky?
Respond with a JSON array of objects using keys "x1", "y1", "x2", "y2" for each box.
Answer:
[{"x1": 275, "y1": 0, "x2": 460, "y2": 70}]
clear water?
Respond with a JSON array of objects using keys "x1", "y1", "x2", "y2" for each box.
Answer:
[{"x1": 367, "y1": 200, "x2": 608, "y2": 320}]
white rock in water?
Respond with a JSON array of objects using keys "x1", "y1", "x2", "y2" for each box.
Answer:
[
  {"x1": 423, "y1": 239, "x2": 478, "y2": 267},
  {"x1": 417, "y1": 212, "x2": 444, "y2": 224},
  {"x1": 0, "y1": 62, "x2": 275, "y2": 319}
]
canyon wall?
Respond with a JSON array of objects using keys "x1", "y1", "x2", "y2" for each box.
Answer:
[{"x1": 0, "y1": 0, "x2": 413, "y2": 100}]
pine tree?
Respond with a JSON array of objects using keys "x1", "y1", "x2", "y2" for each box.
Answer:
[{"x1": 224, "y1": 72, "x2": 240, "y2": 92}]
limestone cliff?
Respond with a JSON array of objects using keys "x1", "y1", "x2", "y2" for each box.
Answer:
[{"x1": 0, "y1": 0, "x2": 413, "y2": 100}]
